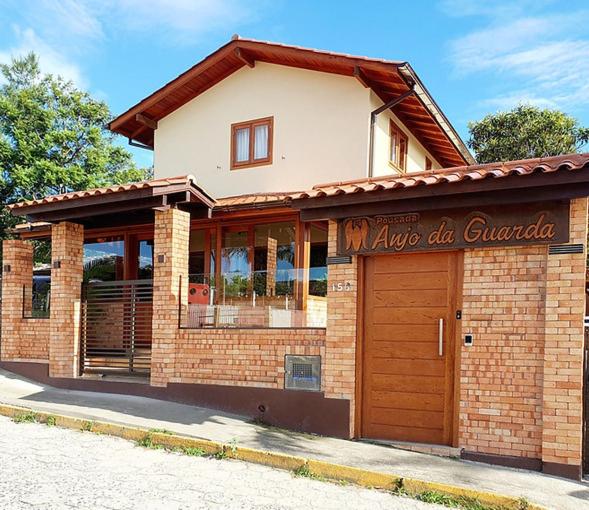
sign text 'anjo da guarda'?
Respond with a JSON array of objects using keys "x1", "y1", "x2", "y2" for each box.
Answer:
[{"x1": 337, "y1": 202, "x2": 570, "y2": 256}]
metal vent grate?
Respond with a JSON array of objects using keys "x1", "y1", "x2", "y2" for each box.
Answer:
[
  {"x1": 285, "y1": 355, "x2": 321, "y2": 391},
  {"x1": 327, "y1": 256, "x2": 352, "y2": 265},
  {"x1": 549, "y1": 244, "x2": 584, "y2": 255}
]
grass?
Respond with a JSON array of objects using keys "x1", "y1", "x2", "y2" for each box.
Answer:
[
  {"x1": 45, "y1": 415, "x2": 57, "y2": 427},
  {"x1": 81, "y1": 420, "x2": 94, "y2": 432},
  {"x1": 136, "y1": 434, "x2": 165, "y2": 450},
  {"x1": 149, "y1": 428, "x2": 173, "y2": 435},
  {"x1": 175, "y1": 446, "x2": 206, "y2": 457},
  {"x1": 293, "y1": 463, "x2": 325, "y2": 482},
  {"x1": 390, "y1": 481, "x2": 516, "y2": 510},
  {"x1": 12, "y1": 411, "x2": 38, "y2": 423}
]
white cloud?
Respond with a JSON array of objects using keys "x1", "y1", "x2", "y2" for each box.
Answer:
[
  {"x1": 106, "y1": 0, "x2": 256, "y2": 44},
  {"x1": 0, "y1": 0, "x2": 264, "y2": 89},
  {"x1": 0, "y1": 25, "x2": 86, "y2": 86},
  {"x1": 446, "y1": 6, "x2": 589, "y2": 111}
]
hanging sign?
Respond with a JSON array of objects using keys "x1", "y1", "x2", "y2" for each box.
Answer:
[{"x1": 337, "y1": 201, "x2": 569, "y2": 256}]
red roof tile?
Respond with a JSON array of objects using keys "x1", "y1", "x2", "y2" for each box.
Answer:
[{"x1": 289, "y1": 153, "x2": 589, "y2": 200}]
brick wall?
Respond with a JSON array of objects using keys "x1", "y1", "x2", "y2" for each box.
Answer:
[
  {"x1": 324, "y1": 220, "x2": 358, "y2": 435},
  {"x1": 461, "y1": 245, "x2": 546, "y2": 459},
  {"x1": 542, "y1": 197, "x2": 587, "y2": 468},
  {"x1": 49, "y1": 222, "x2": 84, "y2": 378},
  {"x1": 151, "y1": 207, "x2": 328, "y2": 391},
  {"x1": 0, "y1": 240, "x2": 49, "y2": 361},
  {"x1": 172, "y1": 328, "x2": 325, "y2": 387},
  {"x1": 461, "y1": 198, "x2": 588, "y2": 469}
]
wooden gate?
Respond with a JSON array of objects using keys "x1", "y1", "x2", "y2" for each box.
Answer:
[{"x1": 81, "y1": 279, "x2": 153, "y2": 375}]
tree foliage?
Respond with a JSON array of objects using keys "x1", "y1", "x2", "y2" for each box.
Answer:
[
  {"x1": 467, "y1": 105, "x2": 589, "y2": 164},
  {"x1": 0, "y1": 53, "x2": 151, "y2": 243}
]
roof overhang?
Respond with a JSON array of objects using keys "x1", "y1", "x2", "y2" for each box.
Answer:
[
  {"x1": 108, "y1": 37, "x2": 473, "y2": 168},
  {"x1": 290, "y1": 153, "x2": 589, "y2": 221},
  {"x1": 8, "y1": 176, "x2": 214, "y2": 228}
]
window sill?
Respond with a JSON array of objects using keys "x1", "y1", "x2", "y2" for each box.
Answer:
[{"x1": 230, "y1": 159, "x2": 273, "y2": 171}]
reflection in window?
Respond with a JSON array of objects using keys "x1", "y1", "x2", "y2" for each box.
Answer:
[
  {"x1": 310, "y1": 224, "x2": 328, "y2": 297},
  {"x1": 222, "y1": 230, "x2": 250, "y2": 298},
  {"x1": 138, "y1": 240, "x2": 154, "y2": 279},
  {"x1": 83, "y1": 237, "x2": 124, "y2": 282},
  {"x1": 254, "y1": 222, "x2": 295, "y2": 298}
]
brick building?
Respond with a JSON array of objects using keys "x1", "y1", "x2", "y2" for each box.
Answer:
[{"x1": 1, "y1": 38, "x2": 588, "y2": 480}]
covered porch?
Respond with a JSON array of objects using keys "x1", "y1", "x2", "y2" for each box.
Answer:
[{"x1": 4, "y1": 176, "x2": 328, "y2": 381}]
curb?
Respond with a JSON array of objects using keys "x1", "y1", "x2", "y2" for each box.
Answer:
[{"x1": 0, "y1": 403, "x2": 544, "y2": 510}]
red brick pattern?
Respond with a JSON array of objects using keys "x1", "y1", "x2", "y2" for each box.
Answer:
[
  {"x1": 461, "y1": 245, "x2": 546, "y2": 459},
  {"x1": 173, "y1": 328, "x2": 325, "y2": 387},
  {"x1": 542, "y1": 198, "x2": 587, "y2": 466},
  {"x1": 49, "y1": 221, "x2": 84, "y2": 378},
  {"x1": 461, "y1": 198, "x2": 588, "y2": 467},
  {"x1": 151, "y1": 207, "x2": 190, "y2": 387},
  {"x1": 0, "y1": 240, "x2": 49, "y2": 361},
  {"x1": 324, "y1": 220, "x2": 357, "y2": 435}
]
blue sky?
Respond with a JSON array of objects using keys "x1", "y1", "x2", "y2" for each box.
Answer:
[{"x1": 1, "y1": 0, "x2": 588, "y2": 168}]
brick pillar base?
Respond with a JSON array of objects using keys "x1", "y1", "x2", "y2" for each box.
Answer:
[
  {"x1": 49, "y1": 221, "x2": 84, "y2": 378},
  {"x1": 151, "y1": 208, "x2": 190, "y2": 387}
]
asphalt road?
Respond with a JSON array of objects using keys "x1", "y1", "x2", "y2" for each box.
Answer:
[{"x1": 0, "y1": 416, "x2": 444, "y2": 509}]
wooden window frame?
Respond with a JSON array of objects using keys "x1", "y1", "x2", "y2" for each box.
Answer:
[
  {"x1": 389, "y1": 120, "x2": 408, "y2": 172},
  {"x1": 230, "y1": 116, "x2": 274, "y2": 170}
]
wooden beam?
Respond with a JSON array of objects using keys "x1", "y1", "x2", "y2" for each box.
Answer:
[
  {"x1": 353, "y1": 66, "x2": 370, "y2": 88},
  {"x1": 135, "y1": 113, "x2": 158, "y2": 130},
  {"x1": 234, "y1": 48, "x2": 255, "y2": 68}
]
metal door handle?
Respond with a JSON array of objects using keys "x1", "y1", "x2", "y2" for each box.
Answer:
[{"x1": 438, "y1": 318, "x2": 444, "y2": 356}]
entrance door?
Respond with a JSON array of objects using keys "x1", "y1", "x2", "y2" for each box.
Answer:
[{"x1": 361, "y1": 251, "x2": 460, "y2": 445}]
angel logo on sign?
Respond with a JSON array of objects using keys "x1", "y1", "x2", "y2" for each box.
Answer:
[{"x1": 344, "y1": 218, "x2": 369, "y2": 251}]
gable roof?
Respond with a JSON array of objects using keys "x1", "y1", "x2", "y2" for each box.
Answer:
[{"x1": 108, "y1": 36, "x2": 474, "y2": 168}]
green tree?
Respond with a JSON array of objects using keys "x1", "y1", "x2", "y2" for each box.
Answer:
[
  {"x1": 0, "y1": 53, "x2": 151, "y2": 249},
  {"x1": 467, "y1": 104, "x2": 589, "y2": 164}
]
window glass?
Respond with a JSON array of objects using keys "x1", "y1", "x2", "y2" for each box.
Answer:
[
  {"x1": 254, "y1": 124, "x2": 269, "y2": 159},
  {"x1": 310, "y1": 224, "x2": 328, "y2": 297},
  {"x1": 253, "y1": 222, "x2": 295, "y2": 297},
  {"x1": 235, "y1": 127, "x2": 250, "y2": 162},
  {"x1": 137, "y1": 240, "x2": 153, "y2": 279},
  {"x1": 222, "y1": 230, "x2": 250, "y2": 298},
  {"x1": 83, "y1": 237, "x2": 124, "y2": 282}
]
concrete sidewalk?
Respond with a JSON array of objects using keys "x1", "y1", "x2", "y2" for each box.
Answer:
[{"x1": 0, "y1": 369, "x2": 586, "y2": 510}]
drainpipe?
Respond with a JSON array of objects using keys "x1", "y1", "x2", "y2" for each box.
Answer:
[{"x1": 368, "y1": 84, "x2": 416, "y2": 178}]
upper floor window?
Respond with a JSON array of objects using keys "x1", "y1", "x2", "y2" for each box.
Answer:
[
  {"x1": 389, "y1": 121, "x2": 408, "y2": 172},
  {"x1": 425, "y1": 156, "x2": 433, "y2": 171},
  {"x1": 231, "y1": 116, "x2": 273, "y2": 170}
]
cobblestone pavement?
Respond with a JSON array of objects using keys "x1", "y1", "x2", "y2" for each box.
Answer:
[{"x1": 0, "y1": 417, "x2": 444, "y2": 510}]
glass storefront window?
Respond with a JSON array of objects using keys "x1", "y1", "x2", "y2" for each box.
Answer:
[{"x1": 83, "y1": 237, "x2": 124, "y2": 282}]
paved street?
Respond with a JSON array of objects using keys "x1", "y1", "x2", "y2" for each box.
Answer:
[{"x1": 0, "y1": 416, "x2": 443, "y2": 510}]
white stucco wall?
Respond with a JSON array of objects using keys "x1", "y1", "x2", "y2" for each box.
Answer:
[
  {"x1": 154, "y1": 63, "x2": 373, "y2": 197},
  {"x1": 370, "y1": 91, "x2": 441, "y2": 178}
]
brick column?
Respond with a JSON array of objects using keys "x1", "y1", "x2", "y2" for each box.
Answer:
[
  {"x1": 49, "y1": 221, "x2": 84, "y2": 378},
  {"x1": 324, "y1": 220, "x2": 357, "y2": 437},
  {"x1": 1, "y1": 240, "x2": 33, "y2": 360},
  {"x1": 151, "y1": 207, "x2": 190, "y2": 387},
  {"x1": 542, "y1": 197, "x2": 588, "y2": 477}
]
